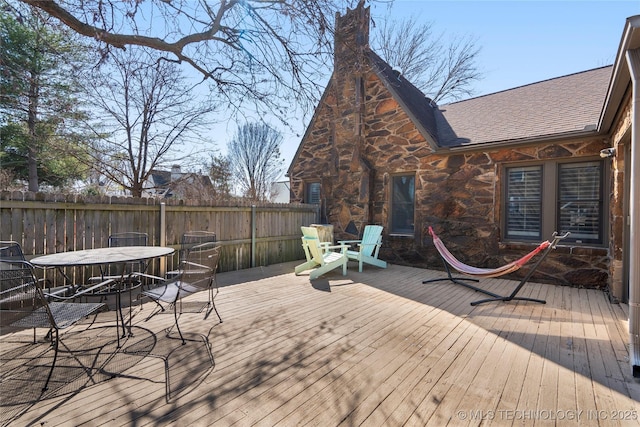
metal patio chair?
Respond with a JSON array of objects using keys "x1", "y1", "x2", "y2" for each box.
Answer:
[
  {"x1": 179, "y1": 231, "x2": 216, "y2": 261},
  {"x1": 106, "y1": 231, "x2": 150, "y2": 278},
  {"x1": 0, "y1": 240, "x2": 26, "y2": 261},
  {"x1": 167, "y1": 231, "x2": 217, "y2": 279},
  {"x1": 140, "y1": 241, "x2": 222, "y2": 344},
  {"x1": 86, "y1": 232, "x2": 149, "y2": 337},
  {"x1": 0, "y1": 260, "x2": 108, "y2": 391}
]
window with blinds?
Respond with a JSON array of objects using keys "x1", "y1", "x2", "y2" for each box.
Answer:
[
  {"x1": 505, "y1": 166, "x2": 542, "y2": 239},
  {"x1": 503, "y1": 160, "x2": 605, "y2": 245},
  {"x1": 558, "y1": 162, "x2": 602, "y2": 243},
  {"x1": 391, "y1": 175, "x2": 415, "y2": 234},
  {"x1": 305, "y1": 182, "x2": 320, "y2": 204}
]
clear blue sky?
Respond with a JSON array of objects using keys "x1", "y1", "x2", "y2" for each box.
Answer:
[{"x1": 373, "y1": 0, "x2": 639, "y2": 97}]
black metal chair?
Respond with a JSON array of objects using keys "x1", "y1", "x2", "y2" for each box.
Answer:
[
  {"x1": 140, "y1": 242, "x2": 222, "y2": 344},
  {"x1": 0, "y1": 260, "x2": 108, "y2": 391},
  {"x1": 167, "y1": 231, "x2": 217, "y2": 279},
  {"x1": 108, "y1": 232, "x2": 148, "y2": 248},
  {"x1": 107, "y1": 231, "x2": 149, "y2": 277},
  {"x1": 181, "y1": 231, "x2": 217, "y2": 243},
  {"x1": 179, "y1": 231, "x2": 216, "y2": 260},
  {"x1": 0, "y1": 241, "x2": 26, "y2": 261},
  {"x1": 1, "y1": 241, "x2": 57, "y2": 293}
]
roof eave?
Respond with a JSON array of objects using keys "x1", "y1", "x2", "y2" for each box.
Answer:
[
  {"x1": 374, "y1": 81, "x2": 439, "y2": 151},
  {"x1": 437, "y1": 129, "x2": 602, "y2": 153},
  {"x1": 599, "y1": 15, "x2": 640, "y2": 133},
  {"x1": 369, "y1": 54, "x2": 439, "y2": 151}
]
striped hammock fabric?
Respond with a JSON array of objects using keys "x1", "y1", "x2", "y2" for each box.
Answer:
[{"x1": 428, "y1": 226, "x2": 551, "y2": 278}]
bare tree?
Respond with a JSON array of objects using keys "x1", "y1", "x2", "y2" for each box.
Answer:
[
  {"x1": 83, "y1": 47, "x2": 217, "y2": 197},
  {"x1": 17, "y1": 0, "x2": 372, "y2": 125},
  {"x1": 227, "y1": 122, "x2": 284, "y2": 201},
  {"x1": 208, "y1": 153, "x2": 234, "y2": 201},
  {"x1": 372, "y1": 14, "x2": 482, "y2": 103}
]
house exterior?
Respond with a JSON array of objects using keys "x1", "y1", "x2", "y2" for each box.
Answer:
[
  {"x1": 144, "y1": 165, "x2": 214, "y2": 199},
  {"x1": 289, "y1": 2, "x2": 640, "y2": 375},
  {"x1": 288, "y1": 0, "x2": 639, "y2": 362}
]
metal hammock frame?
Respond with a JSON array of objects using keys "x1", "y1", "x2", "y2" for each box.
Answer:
[{"x1": 423, "y1": 226, "x2": 570, "y2": 306}]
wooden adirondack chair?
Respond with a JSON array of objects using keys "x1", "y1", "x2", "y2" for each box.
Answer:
[
  {"x1": 339, "y1": 225, "x2": 387, "y2": 272},
  {"x1": 295, "y1": 226, "x2": 348, "y2": 279},
  {"x1": 294, "y1": 226, "x2": 331, "y2": 275}
]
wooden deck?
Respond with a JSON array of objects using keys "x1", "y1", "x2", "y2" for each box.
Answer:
[{"x1": 2, "y1": 262, "x2": 639, "y2": 426}]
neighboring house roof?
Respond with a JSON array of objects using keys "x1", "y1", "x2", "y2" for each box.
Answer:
[
  {"x1": 146, "y1": 168, "x2": 213, "y2": 198},
  {"x1": 149, "y1": 170, "x2": 171, "y2": 188}
]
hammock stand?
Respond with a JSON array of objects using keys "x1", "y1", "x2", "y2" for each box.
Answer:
[{"x1": 423, "y1": 226, "x2": 570, "y2": 306}]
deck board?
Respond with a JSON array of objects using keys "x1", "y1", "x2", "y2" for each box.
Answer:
[{"x1": 1, "y1": 261, "x2": 638, "y2": 426}]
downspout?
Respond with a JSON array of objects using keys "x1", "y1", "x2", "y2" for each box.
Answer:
[{"x1": 625, "y1": 48, "x2": 640, "y2": 377}]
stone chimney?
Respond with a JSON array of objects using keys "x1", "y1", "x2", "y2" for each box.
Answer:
[
  {"x1": 334, "y1": 0, "x2": 370, "y2": 75},
  {"x1": 328, "y1": 0, "x2": 374, "y2": 236},
  {"x1": 171, "y1": 165, "x2": 181, "y2": 181}
]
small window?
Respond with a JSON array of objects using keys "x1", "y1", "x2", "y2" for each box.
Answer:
[
  {"x1": 391, "y1": 175, "x2": 414, "y2": 234},
  {"x1": 305, "y1": 182, "x2": 320, "y2": 204}
]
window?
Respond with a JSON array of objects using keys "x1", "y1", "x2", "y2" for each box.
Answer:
[
  {"x1": 305, "y1": 182, "x2": 320, "y2": 204},
  {"x1": 558, "y1": 162, "x2": 602, "y2": 243},
  {"x1": 505, "y1": 166, "x2": 542, "y2": 239},
  {"x1": 391, "y1": 175, "x2": 415, "y2": 234},
  {"x1": 504, "y1": 160, "x2": 605, "y2": 244}
]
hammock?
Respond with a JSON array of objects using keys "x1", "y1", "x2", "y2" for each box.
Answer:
[
  {"x1": 428, "y1": 226, "x2": 550, "y2": 278},
  {"x1": 423, "y1": 226, "x2": 570, "y2": 305}
]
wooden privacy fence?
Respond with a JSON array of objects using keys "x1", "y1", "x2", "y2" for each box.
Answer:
[{"x1": 1, "y1": 191, "x2": 319, "y2": 285}]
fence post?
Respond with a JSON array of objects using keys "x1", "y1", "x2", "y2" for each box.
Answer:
[
  {"x1": 251, "y1": 204, "x2": 256, "y2": 268},
  {"x1": 160, "y1": 202, "x2": 166, "y2": 276}
]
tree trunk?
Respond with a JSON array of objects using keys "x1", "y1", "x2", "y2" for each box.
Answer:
[{"x1": 27, "y1": 71, "x2": 39, "y2": 192}]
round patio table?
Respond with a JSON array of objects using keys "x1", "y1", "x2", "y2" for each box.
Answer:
[
  {"x1": 31, "y1": 246, "x2": 174, "y2": 267},
  {"x1": 32, "y1": 246, "x2": 175, "y2": 346}
]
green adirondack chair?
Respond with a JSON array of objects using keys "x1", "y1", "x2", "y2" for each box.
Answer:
[
  {"x1": 295, "y1": 226, "x2": 348, "y2": 279},
  {"x1": 339, "y1": 225, "x2": 387, "y2": 272}
]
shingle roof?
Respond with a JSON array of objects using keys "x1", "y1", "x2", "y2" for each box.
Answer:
[
  {"x1": 149, "y1": 170, "x2": 170, "y2": 187},
  {"x1": 435, "y1": 66, "x2": 613, "y2": 147},
  {"x1": 370, "y1": 47, "x2": 612, "y2": 148}
]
